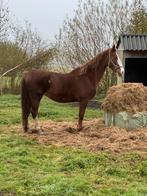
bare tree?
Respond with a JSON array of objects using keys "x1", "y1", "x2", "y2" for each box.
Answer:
[
  {"x1": 0, "y1": 21, "x2": 56, "y2": 94},
  {"x1": 0, "y1": 0, "x2": 10, "y2": 94},
  {"x1": 0, "y1": 0, "x2": 10, "y2": 41},
  {"x1": 54, "y1": 0, "x2": 146, "y2": 93},
  {"x1": 55, "y1": 0, "x2": 132, "y2": 67},
  {"x1": 127, "y1": 0, "x2": 147, "y2": 33}
]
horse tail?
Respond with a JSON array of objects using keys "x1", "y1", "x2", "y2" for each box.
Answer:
[{"x1": 21, "y1": 76, "x2": 30, "y2": 132}]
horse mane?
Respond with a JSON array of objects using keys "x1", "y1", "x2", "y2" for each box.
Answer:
[{"x1": 70, "y1": 49, "x2": 109, "y2": 75}]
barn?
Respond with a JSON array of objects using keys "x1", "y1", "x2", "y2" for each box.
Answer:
[{"x1": 116, "y1": 34, "x2": 147, "y2": 85}]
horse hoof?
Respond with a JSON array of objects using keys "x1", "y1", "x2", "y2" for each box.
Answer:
[
  {"x1": 23, "y1": 125, "x2": 28, "y2": 132},
  {"x1": 28, "y1": 129, "x2": 41, "y2": 134},
  {"x1": 66, "y1": 127, "x2": 77, "y2": 133},
  {"x1": 77, "y1": 127, "x2": 82, "y2": 131},
  {"x1": 23, "y1": 128, "x2": 28, "y2": 133}
]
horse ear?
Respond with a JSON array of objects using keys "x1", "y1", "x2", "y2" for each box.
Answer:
[{"x1": 111, "y1": 44, "x2": 116, "y2": 52}]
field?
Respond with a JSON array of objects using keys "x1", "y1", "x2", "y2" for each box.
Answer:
[{"x1": 0, "y1": 95, "x2": 147, "y2": 195}]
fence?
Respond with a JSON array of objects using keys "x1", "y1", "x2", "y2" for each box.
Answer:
[{"x1": 0, "y1": 76, "x2": 21, "y2": 94}]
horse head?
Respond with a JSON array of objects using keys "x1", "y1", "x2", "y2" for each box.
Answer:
[{"x1": 108, "y1": 45, "x2": 124, "y2": 77}]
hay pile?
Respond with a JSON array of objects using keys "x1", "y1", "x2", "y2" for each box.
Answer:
[{"x1": 102, "y1": 83, "x2": 147, "y2": 114}]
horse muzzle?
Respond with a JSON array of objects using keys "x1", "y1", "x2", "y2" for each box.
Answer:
[{"x1": 116, "y1": 67, "x2": 124, "y2": 77}]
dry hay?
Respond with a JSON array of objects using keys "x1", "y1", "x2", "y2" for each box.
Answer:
[
  {"x1": 102, "y1": 83, "x2": 147, "y2": 114},
  {"x1": 17, "y1": 119, "x2": 147, "y2": 154}
]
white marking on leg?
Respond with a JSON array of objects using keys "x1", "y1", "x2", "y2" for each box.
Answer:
[{"x1": 34, "y1": 117, "x2": 40, "y2": 130}]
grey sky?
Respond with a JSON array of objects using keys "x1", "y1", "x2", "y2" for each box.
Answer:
[
  {"x1": 8, "y1": 0, "x2": 79, "y2": 41},
  {"x1": 7, "y1": 0, "x2": 147, "y2": 41}
]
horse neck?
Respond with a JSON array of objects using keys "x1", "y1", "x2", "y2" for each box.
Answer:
[{"x1": 86, "y1": 49, "x2": 109, "y2": 84}]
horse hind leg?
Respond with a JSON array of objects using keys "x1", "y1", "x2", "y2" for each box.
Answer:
[
  {"x1": 30, "y1": 92, "x2": 43, "y2": 131},
  {"x1": 21, "y1": 79, "x2": 31, "y2": 132},
  {"x1": 22, "y1": 106, "x2": 31, "y2": 132}
]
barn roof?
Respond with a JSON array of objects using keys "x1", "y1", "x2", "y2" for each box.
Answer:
[{"x1": 117, "y1": 34, "x2": 147, "y2": 51}]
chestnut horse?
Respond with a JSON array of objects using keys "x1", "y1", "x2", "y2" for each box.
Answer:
[{"x1": 21, "y1": 45, "x2": 124, "y2": 132}]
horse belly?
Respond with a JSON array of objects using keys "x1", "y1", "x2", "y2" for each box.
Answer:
[
  {"x1": 45, "y1": 86, "x2": 76, "y2": 103},
  {"x1": 45, "y1": 93, "x2": 76, "y2": 103}
]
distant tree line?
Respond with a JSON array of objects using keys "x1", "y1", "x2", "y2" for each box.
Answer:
[{"x1": 0, "y1": 0, "x2": 56, "y2": 94}]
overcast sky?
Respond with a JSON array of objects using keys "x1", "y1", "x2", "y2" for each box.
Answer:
[
  {"x1": 8, "y1": 0, "x2": 79, "y2": 41},
  {"x1": 8, "y1": 0, "x2": 147, "y2": 42}
]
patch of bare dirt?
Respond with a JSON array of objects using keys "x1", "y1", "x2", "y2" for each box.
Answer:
[{"x1": 21, "y1": 119, "x2": 147, "y2": 154}]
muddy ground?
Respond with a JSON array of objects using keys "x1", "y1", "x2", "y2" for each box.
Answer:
[{"x1": 18, "y1": 119, "x2": 147, "y2": 155}]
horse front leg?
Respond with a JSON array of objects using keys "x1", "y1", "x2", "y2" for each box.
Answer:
[{"x1": 77, "y1": 100, "x2": 88, "y2": 131}]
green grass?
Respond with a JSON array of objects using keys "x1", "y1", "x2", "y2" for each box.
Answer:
[
  {"x1": 0, "y1": 94, "x2": 147, "y2": 195},
  {"x1": 0, "y1": 128, "x2": 147, "y2": 195},
  {"x1": 0, "y1": 94, "x2": 103, "y2": 125}
]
